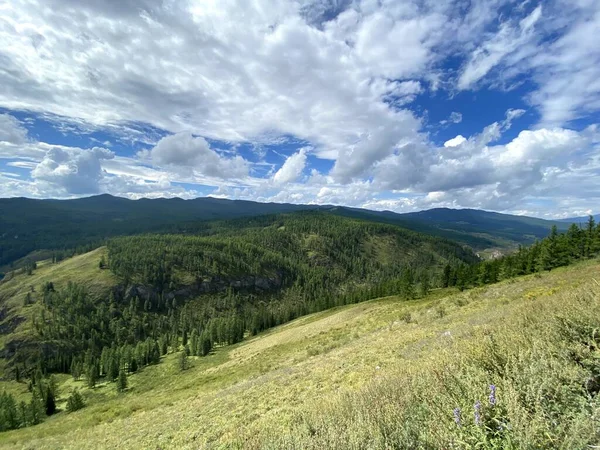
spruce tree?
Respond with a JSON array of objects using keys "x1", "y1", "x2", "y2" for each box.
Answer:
[
  {"x1": 419, "y1": 272, "x2": 430, "y2": 297},
  {"x1": 66, "y1": 389, "x2": 85, "y2": 412},
  {"x1": 178, "y1": 350, "x2": 188, "y2": 371},
  {"x1": 116, "y1": 369, "x2": 128, "y2": 392},
  {"x1": 87, "y1": 364, "x2": 98, "y2": 389}
]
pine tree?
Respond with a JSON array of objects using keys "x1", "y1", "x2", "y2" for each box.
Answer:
[
  {"x1": 29, "y1": 390, "x2": 44, "y2": 425},
  {"x1": 190, "y1": 329, "x2": 198, "y2": 357},
  {"x1": 419, "y1": 272, "x2": 430, "y2": 297},
  {"x1": 178, "y1": 350, "x2": 188, "y2": 372},
  {"x1": 586, "y1": 215, "x2": 597, "y2": 257},
  {"x1": 42, "y1": 376, "x2": 57, "y2": 416},
  {"x1": 66, "y1": 389, "x2": 85, "y2": 412},
  {"x1": 442, "y1": 264, "x2": 451, "y2": 288},
  {"x1": 116, "y1": 369, "x2": 128, "y2": 392},
  {"x1": 399, "y1": 269, "x2": 415, "y2": 300},
  {"x1": 87, "y1": 363, "x2": 98, "y2": 389},
  {"x1": 200, "y1": 332, "x2": 212, "y2": 356}
]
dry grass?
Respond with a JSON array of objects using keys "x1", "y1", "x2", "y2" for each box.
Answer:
[{"x1": 0, "y1": 257, "x2": 598, "y2": 449}]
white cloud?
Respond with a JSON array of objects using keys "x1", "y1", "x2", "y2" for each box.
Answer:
[
  {"x1": 0, "y1": 0, "x2": 447, "y2": 184},
  {"x1": 0, "y1": 114, "x2": 28, "y2": 144},
  {"x1": 440, "y1": 111, "x2": 463, "y2": 125},
  {"x1": 272, "y1": 148, "x2": 308, "y2": 184},
  {"x1": 527, "y1": 1, "x2": 600, "y2": 125},
  {"x1": 458, "y1": 5, "x2": 542, "y2": 90},
  {"x1": 0, "y1": 0, "x2": 599, "y2": 219},
  {"x1": 142, "y1": 132, "x2": 249, "y2": 179},
  {"x1": 31, "y1": 146, "x2": 114, "y2": 194},
  {"x1": 444, "y1": 135, "x2": 467, "y2": 147}
]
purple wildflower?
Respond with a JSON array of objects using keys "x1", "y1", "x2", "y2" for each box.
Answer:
[
  {"x1": 453, "y1": 407, "x2": 461, "y2": 427},
  {"x1": 474, "y1": 400, "x2": 482, "y2": 426},
  {"x1": 489, "y1": 384, "x2": 497, "y2": 406}
]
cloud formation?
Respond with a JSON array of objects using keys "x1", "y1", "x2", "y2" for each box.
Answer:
[
  {"x1": 0, "y1": 114, "x2": 28, "y2": 144},
  {"x1": 0, "y1": 1, "x2": 598, "y2": 218},
  {"x1": 273, "y1": 148, "x2": 308, "y2": 185},
  {"x1": 142, "y1": 133, "x2": 249, "y2": 179},
  {"x1": 31, "y1": 146, "x2": 114, "y2": 195}
]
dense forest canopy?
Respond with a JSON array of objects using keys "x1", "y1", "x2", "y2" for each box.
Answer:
[{"x1": 0, "y1": 194, "x2": 572, "y2": 270}]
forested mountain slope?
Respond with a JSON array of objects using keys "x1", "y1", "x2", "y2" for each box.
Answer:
[
  {"x1": 0, "y1": 211, "x2": 598, "y2": 445},
  {"x1": 0, "y1": 195, "x2": 317, "y2": 268},
  {"x1": 333, "y1": 207, "x2": 571, "y2": 251},
  {"x1": 0, "y1": 212, "x2": 476, "y2": 380},
  {"x1": 0, "y1": 194, "x2": 572, "y2": 269}
]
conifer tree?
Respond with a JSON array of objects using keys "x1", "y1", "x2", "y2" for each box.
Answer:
[
  {"x1": 42, "y1": 376, "x2": 57, "y2": 416},
  {"x1": 399, "y1": 269, "x2": 415, "y2": 300},
  {"x1": 442, "y1": 264, "x2": 451, "y2": 288},
  {"x1": 29, "y1": 390, "x2": 44, "y2": 425},
  {"x1": 178, "y1": 350, "x2": 188, "y2": 372},
  {"x1": 87, "y1": 364, "x2": 98, "y2": 389},
  {"x1": 66, "y1": 389, "x2": 85, "y2": 412},
  {"x1": 419, "y1": 272, "x2": 430, "y2": 297},
  {"x1": 116, "y1": 369, "x2": 128, "y2": 392}
]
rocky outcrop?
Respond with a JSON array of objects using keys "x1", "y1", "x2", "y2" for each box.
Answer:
[{"x1": 119, "y1": 273, "x2": 284, "y2": 302}]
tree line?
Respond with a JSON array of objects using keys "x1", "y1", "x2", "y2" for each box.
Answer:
[{"x1": 442, "y1": 218, "x2": 600, "y2": 289}]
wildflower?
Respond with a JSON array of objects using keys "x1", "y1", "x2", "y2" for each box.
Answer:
[
  {"x1": 489, "y1": 384, "x2": 496, "y2": 406},
  {"x1": 474, "y1": 400, "x2": 482, "y2": 426},
  {"x1": 453, "y1": 407, "x2": 461, "y2": 427}
]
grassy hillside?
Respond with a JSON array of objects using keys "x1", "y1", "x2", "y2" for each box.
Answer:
[
  {"x1": 0, "y1": 249, "x2": 117, "y2": 373},
  {"x1": 0, "y1": 259, "x2": 598, "y2": 448}
]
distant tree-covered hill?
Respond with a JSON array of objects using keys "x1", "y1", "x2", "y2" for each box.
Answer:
[
  {"x1": 0, "y1": 194, "x2": 572, "y2": 268},
  {"x1": 329, "y1": 206, "x2": 570, "y2": 251},
  {"x1": 0, "y1": 195, "x2": 317, "y2": 268}
]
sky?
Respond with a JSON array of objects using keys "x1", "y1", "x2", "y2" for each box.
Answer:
[{"x1": 0, "y1": 0, "x2": 599, "y2": 219}]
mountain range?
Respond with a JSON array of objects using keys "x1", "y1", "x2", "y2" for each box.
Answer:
[{"x1": 1, "y1": 194, "x2": 587, "y2": 269}]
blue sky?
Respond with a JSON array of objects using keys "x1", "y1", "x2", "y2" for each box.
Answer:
[{"x1": 0, "y1": 0, "x2": 599, "y2": 218}]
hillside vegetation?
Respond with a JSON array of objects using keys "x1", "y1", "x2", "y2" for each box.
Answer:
[
  {"x1": 0, "y1": 258, "x2": 598, "y2": 448},
  {"x1": 0, "y1": 212, "x2": 475, "y2": 378},
  {"x1": 0, "y1": 211, "x2": 598, "y2": 448},
  {"x1": 0, "y1": 194, "x2": 572, "y2": 270}
]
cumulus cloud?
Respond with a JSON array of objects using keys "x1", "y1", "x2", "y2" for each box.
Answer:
[
  {"x1": 142, "y1": 133, "x2": 249, "y2": 179},
  {"x1": 527, "y1": 1, "x2": 600, "y2": 125},
  {"x1": 0, "y1": 0, "x2": 448, "y2": 184},
  {"x1": 273, "y1": 148, "x2": 308, "y2": 184},
  {"x1": 0, "y1": 0, "x2": 599, "y2": 218},
  {"x1": 31, "y1": 147, "x2": 114, "y2": 194}
]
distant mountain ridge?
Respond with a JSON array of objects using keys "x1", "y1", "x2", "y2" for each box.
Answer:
[
  {"x1": 0, "y1": 194, "x2": 573, "y2": 267},
  {"x1": 556, "y1": 214, "x2": 600, "y2": 223}
]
